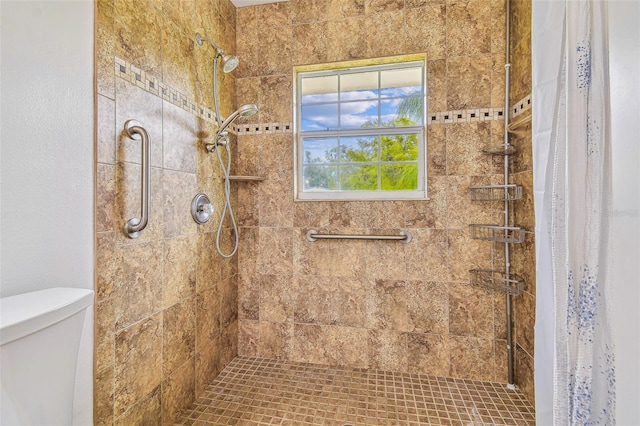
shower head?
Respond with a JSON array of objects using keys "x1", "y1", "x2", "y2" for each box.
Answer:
[
  {"x1": 195, "y1": 33, "x2": 238, "y2": 73},
  {"x1": 214, "y1": 104, "x2": 259, "y2": 145}
]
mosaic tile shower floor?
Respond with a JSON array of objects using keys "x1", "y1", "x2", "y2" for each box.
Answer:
[{"x1": 176, "y1": 357, "x2": 535, "y2": 425}]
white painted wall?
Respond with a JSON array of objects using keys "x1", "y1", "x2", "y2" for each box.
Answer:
[
  {"x1": 608, "y1": 1, "x2": 640, "y2": 424},
  {"x1": 0, "y1": 1, "x2": 95, "y2": 424}
]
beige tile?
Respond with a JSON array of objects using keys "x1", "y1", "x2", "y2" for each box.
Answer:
[
  {"x1": 257, "y1": 1, "x2": 292, "y2": 28},
  {"x1": 446, "y1": 0, "x2": 492, "y2": 57},
  {"x1": 238, "y1": 319, "x2": 260, "y2": 357},
  {"x1": 114, "y1": 241, "x2": 163, "y2": 330},
  {"x1": 161, "y1": 20, "x2": 196, "y2": 98},
  {"x1": 163, "y1": 235, "x2": 197, "y2": 308},
  {"x1": 258, "y1": 227, "x2": 293, "y2": 275},
  {"x1": 260, "y1": 274, "x2": 295, "y2": 323},
  {"x1": 98, "y1": 95, "x2": 117, "y2": 164},
  {"x1": 447, "y1": 229, "x2": 492, "y2": 283},
  {"x1": 114, "y1": 0, "x2": 163, "y2": 73},
  {"x1": 162, "y1": 100, "x2": 198, "y2": 173},
  {"x1": 406, "y1": 333, "x2": 450, "y2": 376},
  {"x1": 97, "y1": 164, "x2": 117, "y2": 233},
  {"x1": 446, "y1": 54, "x2": 492, "y2": 110},
  {"x1": 258, "y1": 321, "x2": 293, "y2": 360},
  {"x1": 96, "y1": 231, "x2": 117, "y2": 301},
  {"x1": 95, "y1": 299, "x2": 115, "y2": 375},
  {"x1": 368, "y1": 329, "x2": 407, "y2": 372},
  {"x1": 258, "y1": 75, "x2": 293, "y2": 123},
  {"x1": 196, "y1": 286, "x2": 221, "y2": 349},
  {"x1": 96, "y1": 0, "x2": 115, "y2": 98},
  {"x1": 94, "y1": 365, "x2": 114, "y2": 426},
  {"x1": 255, "y1": 26, "x2": 292, "y2": 76},
  {"x1": 406, "y1": 5, "x2": 447, "y2": 59},
  {"x1": 163, "y1": 298, "x2": 196, "y2": 376},
  {"x1": 293, "y1": 22, "x2": 329, "y2": 65},
  {"x1": 365, "y1": 11, "x2": 405, "y2": 58},
  {"x1": 368, "y1": 279, "x2": 407, "y2": 331},
  {"x1": 292, "y1": 0, "x2": 331, "y2": 23},
  {"x1": 327, "y1": 18, "x2": 367, "y2": 62},
  {"x1": 162, "y1": 169, "x2": 198, "y2": 238},
  {"x1": 445, "y1": 122, "x2": 494, "y2": 176},
  {"x1": 114, "y1": 385, "x2": 161, "y2": 426},
  {"x1": 449, "y1": 283, "x2": 494, "y2": 338},
  {"x1": 219, "y1": 276, "x2": 239, "y2": 329},
  {"x1": 405, "y1": 228, "x2": 449, "y2": 281},
  {"x1": 114, "y1": 314, "x2": 162, "y2": 417},
  {"x1": 449, "y1": 335, "x2": 494, "y2": 381},
  {"x1": 407, "y1": 281, "x2": 449, "y2": 334},
  {"x1": 161, "y1": 358, "x2": 195, "y2": 425},
  {"x1": 365, "y1": 0, "x2": 404, "y2": 14}
]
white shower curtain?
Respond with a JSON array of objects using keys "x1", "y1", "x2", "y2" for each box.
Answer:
[{"x1": 532, "y1": 1, "x2": 616, "y2": 425}]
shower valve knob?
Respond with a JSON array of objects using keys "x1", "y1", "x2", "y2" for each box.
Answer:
[{"x1": 191, "y1": 193, "x2": 214, "y2": 224}]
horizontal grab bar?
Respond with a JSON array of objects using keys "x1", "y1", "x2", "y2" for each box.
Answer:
[{"x1": 306, "y1": 230, "x2": 412, "y2": 243}]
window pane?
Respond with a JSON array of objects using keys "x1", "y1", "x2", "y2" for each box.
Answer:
[
  {"x1": 340, "y1": 165, "x2": 378, "y2": 190},
  {"x1": 340, "y1": 136, "x2": 378, "y2": 162},
  {"x1": 341, "y1": 72, "x2": 378, "y2": 101},
  {"x1": 380, "y1": 133, "x2": 419, "y2": 161},
  {"x1": 340, "y1": 100, "x2": 379, "y2": 129},
  {"x1": 303, "y1": 137, "x2": 338, "y2": 163},
  {"x1": 301, "y1": 104, "x2": 339, "y2": 131},
  {"x1": 301, "y1": 75, "x2": 338, "y2": 103},
  {"x1": 303, "y1": 165, "x2": 338, "y2": 191},
  {"x1": 381, "y1": 164, "x2": 418, "y2": 190},
  {"x1": 380, "y1": 67, "x2": 422, "y2": 97}
]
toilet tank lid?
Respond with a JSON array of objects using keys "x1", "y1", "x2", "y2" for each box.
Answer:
[{"x1": 0, "y1": 287, "x2": 94, "y2": 346}]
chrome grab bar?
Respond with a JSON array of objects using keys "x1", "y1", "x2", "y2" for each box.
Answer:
[
  {"x1": 306, "y1": 229, "x2": 412, "y2": 243},
  {"x1": 123, "y1": 120, "x2": 150, "y2": 239}
]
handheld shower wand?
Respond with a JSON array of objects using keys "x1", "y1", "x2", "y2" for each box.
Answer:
[{"x1": 195, "y1": 33, "x2": 259, "y2": 258}]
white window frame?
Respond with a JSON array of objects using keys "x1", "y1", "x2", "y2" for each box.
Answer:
[{"x1": 293, "y1": 55, "x2": 428, "y2": 201}]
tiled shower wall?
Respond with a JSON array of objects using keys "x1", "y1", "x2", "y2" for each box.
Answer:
[
  {"x1": 95, "y1": 0, "x2": 239, "y2": 424},
  {"x1": 234, "y1": 0, "x2": 535, "y2": 402}
]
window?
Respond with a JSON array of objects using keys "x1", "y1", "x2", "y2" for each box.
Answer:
[{"x1": 294, "y1": 55, "x2": 427, "y2": 201}]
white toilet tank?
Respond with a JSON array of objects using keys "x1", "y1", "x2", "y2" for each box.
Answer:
[{"x1": 0, "y1": 287, "x2": 94, "y2": 425}]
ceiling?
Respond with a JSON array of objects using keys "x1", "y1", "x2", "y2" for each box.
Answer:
[{"x1": 230, "y1": 0, "x2": 288, "y2": 7}]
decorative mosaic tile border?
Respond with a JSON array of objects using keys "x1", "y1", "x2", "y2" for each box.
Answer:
[
  {"x1": 114, "y1": 57, "x2": 531, "y2": 136},
  {"x1": 115, "y1": 56, "x2": 218, "y2": 123}
]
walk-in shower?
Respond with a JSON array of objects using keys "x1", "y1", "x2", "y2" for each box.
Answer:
[{"x1": 195, "y1": 33, "x2": 258, "y2": 258}]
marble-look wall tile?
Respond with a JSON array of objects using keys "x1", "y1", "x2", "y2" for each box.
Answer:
[
  {"x1": 163, "y1": 299, "x2": 196, "y2": 376},
  {"x1": 407, "y1": 281, "x2": 449, "y2": 334},
  {"x1": 405, "y1": 229, "x2": 449, "y2": 281},
  {"x1": 368, "y1": 279, "x2": 407, "y2": 331},
  {"x1": 161, "y1": 20, "x2": 196, "y2": 98},
  {"x1": 516, "y1": 345, "x2": 535, "y2": 405},
  {"x1": 446, "y1": 54, "x2": 492, "y2": 110},
  {"x1": 114, "y1": 385, "x2": 162, "y2": 426},
  {"x1": 114, "y1": 0, "x2": 163, "y2": 74},
  {"x1": 445, "y1": 122, "x2": 494, "y2": 176},
  {"x1": 97, "y1": 164, "x2": 117, "y2": 233},
  {"x1": 449, "y1": 335, "x2": 494, "y2": 381},
  {"x1": 446, "y1": 0, "x2": 492, "y2": 57},
  {"x1": 365, "y1": 0, "x2": 404, "y2": 14},
  {"x1": 365, "y1": 11, "x2": 405, "y2": 58},
  {"x1": 260, "y1": 274, "x2": 295, "y2": 323},
  {"x1": 98, "y1": 95, "x2": 117, "y2": 164},
  {"x1": 368, "y1": 329, "x2": 407, "y2": 372},
  {"x1": 162, "y1": 101, "x2": 198, "y2": 173},
  {"x1": 95, "y1": 366, "x2": 114, "y2": 426},
  {"x1": 257, "y1": 321, "x2": 292, "y2": 360},
  {"x1": 162, "y1": 170, "x2": 198, "y2": 238},
  {"x1": 426, "y1": 123, "x2": 447, "y2": 175},
  {"x1": 161, "y1": 359, "x2": 195, "y2": 425},
  {"x1": 114, "y1": 314, "x2": 163, "y2": 417},
  {"x1": 163, "y1": 235, "x2": 197, "y2": 308},
  {"x1": 405, "y1": 5, "x2": 446, "y2": 59},
  {"x1": 448, "y1": 283, "x2": 494, "y2": 338},
  {"x1": 293, "y1": 324, "x2": 368, "y2": 368},
  {"x1": 291, "y1": 0, "x2": 330, "y2": 23},
  {"x1": 238, "y1": 319, "x2": 260, "y2": 357},
  {"x1": 259, "y1": 227, "x2": 293, "y2": 275},
  {"x1": 447, "y1": 229, "x2": 493, "y2": 282},
  {"x1": 96, "y1": 232, "x2": 117, "y2": 302},
  {"x1": 293, "y1": 22, "x2": 328, "y2": 65},
  {"x1": 114, "y1": 241, "x2": 163, "y2": 330},
  {"x1": 327, "y1": 18, "x2": 367, "y2": 62},
  {"x1": 97, "y1": 0, "x2": 116, "y2": 98},
  {"x1": 406, "y1": 333, "x2": 450, "y2": 377},
  {"x1": 95, "y1": 299, "x2": 115, "y2": 375}
]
